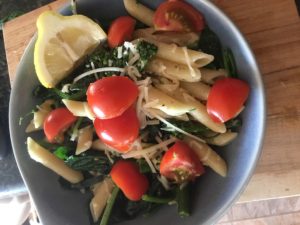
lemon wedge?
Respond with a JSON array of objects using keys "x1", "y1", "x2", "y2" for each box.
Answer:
[{"x1": 34, "y1": 11, "x2": 107, "y2": 88}]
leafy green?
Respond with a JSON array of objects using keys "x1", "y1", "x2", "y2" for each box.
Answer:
[
  {"x1": 54, "y1": 146, "x2": 69, "y2": 160},
  {"x1": 225, "y1": 118, "x2": 242, "y2": 131},
  {"x1": 65, "y1": 152, "x2": 112, "y2": 174},
  {"x1": 161, "y1": 119, "x2": 211, "y2": 139},
  {"x1": 198, "y1": 27, "x2": 223, "y2": 69},
  {"x1": 86, "y1": 40, "x2": 158, "y2": 77},
  {"x1": 222, "y1": 48, "x2": 238, "y2": 78}
]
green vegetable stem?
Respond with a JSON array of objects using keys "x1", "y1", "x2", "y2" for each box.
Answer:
[
  {"x1": 176, "y1": 183, "x2": 191, "y2": 218},
  {"x1": 100, "y1": 186, "x2": 120, "y2": 225}
]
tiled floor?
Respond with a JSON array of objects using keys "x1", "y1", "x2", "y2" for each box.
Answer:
[{"x1": 217, "y1": 196, "x2": 300, "y2": 225}]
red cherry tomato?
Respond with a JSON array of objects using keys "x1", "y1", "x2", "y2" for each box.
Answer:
[
  {"x1": 110, "y1": 160, "x2": 149, "y2": 201},
  {"x1": 207, "y1": 77, "x2": 250, "y2": 123},
  {"x1": 160, "y1": 141, "x2": 204, "y2": 183},
  {"x1": 108, "y1": 16, "x2": 136, "y2": 48},
  {"x1": 153, "y1": 0, "x2": 205, "y2": 32},
  {"x1": 87, "y1": 76, "x2": 139, "y2": 119},
  {"x1": 94, "y1": 106, "x2": 140, "y2": 152},
  {"x1": 44, "y1": 108, "x2": 77, "y2": 143}
]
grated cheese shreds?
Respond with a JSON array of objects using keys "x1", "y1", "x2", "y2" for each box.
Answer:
[
  {"x1": 61, "y1": 84, "x2": 71, "y2": 93},
  {"x1": 128, "y1": 53, "x2": 140, "y2": 66},
  {"x1": 142, "y1": 153, "x2": 157, "y2": 173},
  {"x1": 146, "y1": 119, "x2": 160, "y2": 125},
  {"x1": 147, "y1": 109, "x2": 206, "y2": 143},
  {"x1": 104, "y1": 150, "x2": 114, "y2": 164},
  {"x1": 73, "y1": 67, "x2": 125, "y2": 83},
  {"x1": 90, "y1": 61, "x2": 99, "y2": 79},
  {"x1": 157, "y1": 175, "x2": 171, "y2": 190},
  {"x1": 183, "y1": 47, "x2": 198, "y2": 78},
  {"x1": 122, "y1": 137, "x2": 176, "y2": 159}
]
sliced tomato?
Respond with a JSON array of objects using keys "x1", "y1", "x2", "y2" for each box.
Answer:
[
  {"x1": 108, "y1": 16, "x2": 136, "y2": 48},
  {"x1": 110, "y1": 160, "x2": 149, "y2": 201},
  {"x1": 87, "y1": 76, "x2": 139, "y2": 119},
  {"x1": 44, "y1": 108, "x2": 77, "y2": 143},
  {"x1": 153, "y1": 0, "x2": 205, "y2": 32},
  {"x1": 160, "y1": 141, "x2": 204, "y2": 183},
  {"x1": 94, "y1": 106, "x2": 139, "y2": 152},
  {"x1": 207, "y1": 77, "x2": 250, "y2": 123}
]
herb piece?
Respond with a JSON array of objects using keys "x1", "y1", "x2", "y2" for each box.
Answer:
[
  {"x1": 54, "y1": 146, "x2": 69, "y2": 160},
  {"x1": 225, "y1": 118, "x2": 242, "y2": 131},
  {"x1": 100, "y1": 186, "x2": 120, "y2": 225},
  {"x1": 222, "y1": 48, "x2": 238, "y2": 78},
  {"x1": 142, "y1": 195, "x2": 174, "y2": 204},
  {"x1": 135, "y1": 40, "x2": 158, "y2": 71}
]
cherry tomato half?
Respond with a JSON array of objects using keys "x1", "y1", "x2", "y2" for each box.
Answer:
[
  {"x1": 160, "y1": 141, "x2": 204, "y2": 183},
  {"x1": 44, "y1": 108, "x2": 77, "y2": 143},
  {"x1": 94, "y1": 106, "x2": 140, "y2": 152},
  {"x1": 110, "y1": 160, "x2": 149, "y2": 201},
  {"x1": 153, "y1": 0, "x2": 205, "y2": 32},
  {"x1": 87, "y1": 76, "x2": 139, "y2": 119},
  {"x1": 108, "y1": 16, "x2": 136, "y2": 48},
  {"x1": 207, "y1": 77, "x2": 250, "y2": 123}
]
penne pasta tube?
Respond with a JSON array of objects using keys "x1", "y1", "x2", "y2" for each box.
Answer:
[
  {"x1": 146, "y1": 87, "x2": 194, "y2": 116},
  {"x1": 152, "y1": 40, "x2": 214, "y2": 68},
  {"x1": 123, "y1": 0, "x2": 154, "y2": 27},
  {"x1": 201, "y1": 68, "x2": 228, "y2": 84},
  {"x1": 26, "y1": 99, "x2": 55, "y2": 133},
  {"x1": 205, "y1": 132, "x2": 238, "y2": 146},
  {"x1": 180, "y1": 81, "x2": 211, "y2": 101},
  {"x1": 75, "y1": 125, "x2": 94, "y2": 155},
  {"x1": 27, "y1": 137, "x2": 83, "y2": 183},
  {"x1": 62, "y1": 99, "x2": 95, "y2": 120},
  {"x1": 173, "y1": 90, "x2": 226, "y2": 133},
  {"x1": 145, "y1": 108, "x2": 189, "y2": 121},
  {"x1": 133, "y1": 28, "x2": 199, "y2": 47},
  {"x1": 184, "y1": 137, "x2": 227, "y2": 177},
  {"x1": 90, "y1": 178, "x2": 115, "y2": 223},
  {"x1": 146, "y1": 57, "x2": 201, "y2": 82}
]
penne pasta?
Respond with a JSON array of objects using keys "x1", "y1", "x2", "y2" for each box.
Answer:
[
  {"x1": 146, "y1": 57, "x2": 201, "y2": 82},
  {"x1": 62, "y1": 99, "x2": 95, "y2": 120},
  {"x1": 123, "y1": 0, "x2": 154, "y2": 27},
  {"x1": 26, "y1": 99, "x2": 55, "y2": 133},
  {"x1": 201, "y1": 68, "x2": 228, "y2": 84},
  {"x1": 184, "y1": 137, "x2": 227, "y2": 177},
  {"x1": 205, "y1": 132, "x2": 238, "y2": 146},
  {"x1": 27, "y1": 137, "x2": 83, "y2": 183},
  {"x1": 133, "y1": 28, "x2": 199, "y2": 47},
  {"x1": 75, "y1": 125, "x2": 94, "y2": 155},
  {"x1": 150, "y1": 40, "x2": 214, "y2": 68},
  {"x1": 173, "y1": 90, "x2": 226, "y2": 133},
  {"x1": 180, "y1": 81, "x2": 211, "y2": 101},
  {"x1": 146, "y1": 87, "x2": 194, "y2": 116},
  {"x1": 90, "y1": 178, "x2": 115, "y2": 223}
]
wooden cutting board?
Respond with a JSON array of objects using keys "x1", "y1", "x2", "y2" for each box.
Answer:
[{"x1": 3, "y1": 0, "x2": 300, "y2": 203}]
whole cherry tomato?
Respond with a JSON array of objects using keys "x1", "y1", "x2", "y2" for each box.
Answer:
[
  {"x1": 87, "y1": 76, "x2": 139, "y2": 119},
  {"x1": 108, "y1": 16, "x2": 136, "y2": 48},
  {"x1": 207, "y1": 77, "x2": 250, "y2": 123},
  {"x1": 94, "y1": 106, "x2": 140, "y2": 152},
  {"x1": 110, "y1": 160, "x2": 149, "y2": 201},
  {"x1": 160, "y1": 141, "x2": 204, "y2": 183}
]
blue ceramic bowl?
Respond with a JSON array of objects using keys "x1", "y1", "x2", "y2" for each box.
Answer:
[{"x1": 9, "y1": 1, "x2": 266, "y2": 224}]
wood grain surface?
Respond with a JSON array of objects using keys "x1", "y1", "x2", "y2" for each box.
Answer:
[{"x1": 3, "y1": 0, "x2": 300, "y2": 203}]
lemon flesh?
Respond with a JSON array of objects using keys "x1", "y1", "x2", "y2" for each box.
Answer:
[{"x1": 34, "y1": 11, "x2": 107, "y2": 88}]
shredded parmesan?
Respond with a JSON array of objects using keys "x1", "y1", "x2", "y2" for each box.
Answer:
[
  {"x1": 142, "y1": 153, "x2": 157, "y2": 173},
  {"x1": 183, "y1": 47, "x2": 197, "y2": 78},
  {"x1": 147, "y1": 110, "x2": 206, "y2": 143},
  {"x1": 128, "y1": 53, "x2": 140, "y2": 66},
  {"x1": 104, "y1": 150, "x2": 114, "y2": 164},
  {"x1": 90, "y1": 61, "x2": 99, "y2": 79},
  {"x1": 122, "y1": 137, "x2": 176, "y2": 159},
  {"x1": 117, "y1": 46, "x2": 123, "y2": 59},
  {"x1": 61, "y1": 84, "x2": 71, "y2": 93},
  {"x1": 73, "y1": 67, "x2": 125, "y2": 83},
  {"x1": 157, "y1": 175, "x2": 171, "y2": 190}
]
